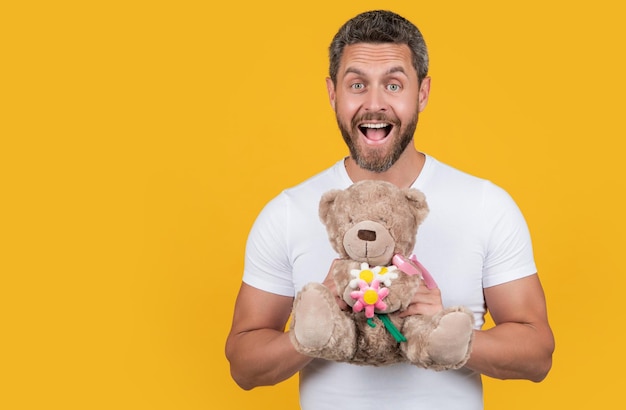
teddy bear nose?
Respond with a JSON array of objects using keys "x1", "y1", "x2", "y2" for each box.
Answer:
[{"x1": 358, "y1": 229, "x2": 377, "y2": 241}]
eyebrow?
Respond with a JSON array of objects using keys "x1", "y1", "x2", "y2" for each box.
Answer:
[
  {"x1": 343, "y1": 66, "x2": 409, "y2": 77},
  {"x1": 344, "y1": 67, "x2": 365, "y2": 77},
  {"x1": 386, "y1": 66, "x2": 408, "y2": 76}
]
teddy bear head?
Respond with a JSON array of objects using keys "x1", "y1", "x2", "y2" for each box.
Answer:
[{"x1": 319, "y1": 180, "x2": 429, "y2": 266}]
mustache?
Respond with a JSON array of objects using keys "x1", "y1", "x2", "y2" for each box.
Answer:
[{"x1": 351, "y1": 112, "x2": 399, "y2": 129}]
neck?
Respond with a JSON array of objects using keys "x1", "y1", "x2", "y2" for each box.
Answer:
[{"x1": 344, "y1": 147, "x2": 425, "y2": 189}]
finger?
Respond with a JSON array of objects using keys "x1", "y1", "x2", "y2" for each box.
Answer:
[{"x1": 398, "y1": 302, "x2": 442, "y2": 318}]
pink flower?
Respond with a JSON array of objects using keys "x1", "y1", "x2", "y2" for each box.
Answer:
[{"x1": 350, "y1": 279, "x2": 389, "y2": 319}]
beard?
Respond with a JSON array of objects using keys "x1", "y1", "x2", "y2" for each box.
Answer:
[{"x1": 337, "y1": 110, "x2": 419, "y2": 173}]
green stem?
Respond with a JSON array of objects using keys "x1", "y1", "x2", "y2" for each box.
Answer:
[{"x1": 377, "y1": 313, "x2": 407, "y2": 343}]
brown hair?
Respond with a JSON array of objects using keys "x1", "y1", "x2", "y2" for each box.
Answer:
[{"x1": 329, "y1": 10, "x2": 429, "y2": 85}]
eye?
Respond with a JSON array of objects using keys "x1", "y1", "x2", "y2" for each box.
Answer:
[
  {"x1": 387, "y1": 84, "x2": 401, "y2": 92},
  {"x1": 351, "y1": 83, "x2": 365, "y2": 90}
]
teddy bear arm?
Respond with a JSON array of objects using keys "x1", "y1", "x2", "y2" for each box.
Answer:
[{"x1": 330, "y1": 260, "x2": 361, "y2": 305}]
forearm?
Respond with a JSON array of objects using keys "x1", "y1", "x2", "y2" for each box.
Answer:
[
  {"x1": 465, "y1": 322, "x2": 554, "y2": 382},
  {"x1": 226, "y1": 328, "x2": 313, "y2": 390}
]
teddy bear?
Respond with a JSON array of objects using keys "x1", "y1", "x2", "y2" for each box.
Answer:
[{"x1": 289, "y1": 180, "x2": 475, "y2": 370}]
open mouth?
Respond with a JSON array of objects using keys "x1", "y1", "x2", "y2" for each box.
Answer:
[{"x1": 358, "y1": 123, "x2": 393, "y2": 143}]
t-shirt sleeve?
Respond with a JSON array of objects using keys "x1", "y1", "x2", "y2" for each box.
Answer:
[
  {"x1": 482, "y1": 182, "x2": 537, "y2": 288},
  {"x1": 242, "y1": 194, "x2": 295, "y2": 297}
]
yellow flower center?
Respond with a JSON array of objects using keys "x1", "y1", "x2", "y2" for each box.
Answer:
[
  {"x1": 359, "y1": 269, "x2": 374, "y2": 283},
  {"x1": 363, "y1": 289, "x2": 379, "y2": 305}
]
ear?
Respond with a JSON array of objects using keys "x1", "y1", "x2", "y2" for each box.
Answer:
[
  {"x1": 326, "y1": 77, "x2": 336, "y2": 111},
  {"x1": 405, "y1": 188, "x2": 429, "y2": 224},
  {"x1": 319, "y1": 189, "x2": 340, "y2": 225},
  {"x1": 418, "y1": 76, "x2": 431, "y2": 113}
]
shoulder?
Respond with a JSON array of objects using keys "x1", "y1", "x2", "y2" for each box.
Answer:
[
  {"x1": 265, "y1": 160, "x2": 351, "y2": 214},
  {"x1": 422, "y1": 156, "x2": 514, "y2": 210},
  {"x1": 251, "y1": 160, "x2": 350, "y2": 232}
]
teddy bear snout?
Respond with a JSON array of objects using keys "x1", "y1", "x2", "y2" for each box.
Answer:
[
  {"x1": 343, "y1": 221, "x2": 396, "y2": 266},
  {"x1": 357, "y1": 229, "x2": 377, "y2": 241}
]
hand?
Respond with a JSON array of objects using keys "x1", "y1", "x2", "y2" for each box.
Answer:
[
  {"x1": 398, "y1": 278, "x2": 444, "y2": 318},
  {"x1": 321, "y1": 259, "x2": 349, "y2": 311}
]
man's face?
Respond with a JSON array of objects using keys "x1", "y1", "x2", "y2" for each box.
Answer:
[{"x1": 327, "y1": 43, "x2": 430, "y2": 173}]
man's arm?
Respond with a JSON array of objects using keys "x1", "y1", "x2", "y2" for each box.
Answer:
[
  {"x1": 465, "y1": 274, "x2": 555, "y2": 381},
  {"x1": 225, "y1": 283, "x2": 313, "y2": 390}
]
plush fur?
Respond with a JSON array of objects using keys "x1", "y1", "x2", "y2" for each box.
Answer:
[{"x1": 289, "y1": 180, "x2": 475, "y2": 370}]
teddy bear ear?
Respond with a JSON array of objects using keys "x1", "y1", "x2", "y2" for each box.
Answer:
[
  {"x1": 404, "y1": 188, "x2": 429, "y2": 223},
  {"x1": 319, "y1": 189, "x2": 341, "y2": 225}
]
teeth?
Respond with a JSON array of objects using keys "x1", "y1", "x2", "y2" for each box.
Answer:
[{"x1": 361, "y1": 123, "x2": 389, "y2": 129}]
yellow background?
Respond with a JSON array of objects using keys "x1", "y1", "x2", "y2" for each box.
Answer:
[{"x1": 2, "y1": 1, "x2": 625, "y2": 408}]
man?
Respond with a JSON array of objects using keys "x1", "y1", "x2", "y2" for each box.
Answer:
[{"x1": 225, "y1": 10, "x2": 554, "y2": 409}]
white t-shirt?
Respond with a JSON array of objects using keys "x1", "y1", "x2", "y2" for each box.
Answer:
[{"x1": 243, "y1": 154, "x2": 537, "y2": 410}]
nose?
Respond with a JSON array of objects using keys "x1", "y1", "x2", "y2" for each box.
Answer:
[
  {"x1": 358, "y1": 229, "x2": 377, "y2": 241},
  {"x1": 364, "y1": 87, "x2": 387, "y2": 112}
]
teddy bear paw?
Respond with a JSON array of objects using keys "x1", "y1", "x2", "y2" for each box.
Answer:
[
  {"x1": 290, "y1": 283, "x2": 356, "y2": 360},
  {"x1": 423, "y1": 308, "x2": 474, "y2": 369},
  {"x1": 292, "y1": 283, "x2": 336, "y2": 349},
  {"x1": 402, "y1": 307, "x2": 474, "y2": 370}
]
